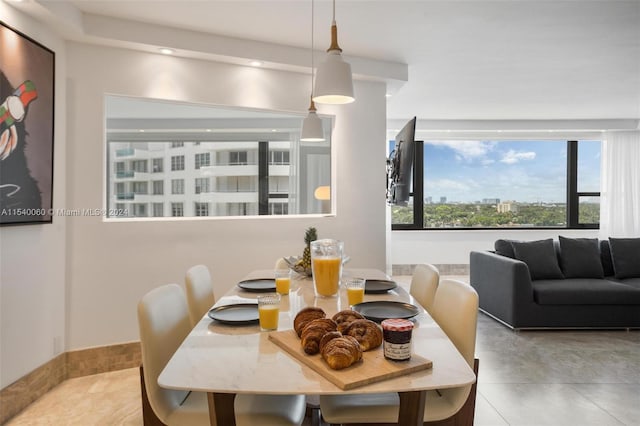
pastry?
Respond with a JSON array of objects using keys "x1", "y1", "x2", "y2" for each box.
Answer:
[
  {"x1": 294, "y1": 307, "x2": 326, "y2": 337},
  {"x1": 300, "y1": 318, "x2": 338, "y2": 354},
  {"x1": 319, "y1": 331, "x2": 342, "y2": 353},
  {"x1": 332, "y1": 309, "x2": 365, "y2": 333},
  {"x1": 321, "y1": 336, "x2": 363, "y2": 370},
  {"x1": 343, "y1": 319, "x2": 383, "y2": 351}
]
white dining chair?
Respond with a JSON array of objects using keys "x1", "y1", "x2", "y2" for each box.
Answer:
[
  {"x1": 319, "y1": 279, "x2": 479, "y2": 425},
  {"x1": 138, "y1": 283, "x2": 307, "y2": 426},
  {"x1": 185, "y1": 264, "x2": 215, "y2": 326},
  {"x1": 409, "y1": 263, "x2": 440, "y2": 314}
]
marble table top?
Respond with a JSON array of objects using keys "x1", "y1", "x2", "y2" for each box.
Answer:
[{"x1": 158, "y1": 268, "x2": 475, "y2": 395}]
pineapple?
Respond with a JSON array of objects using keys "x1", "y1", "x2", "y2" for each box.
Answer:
[{"x1": 297, "y1": 227, "x2": 317, "y2": 272}]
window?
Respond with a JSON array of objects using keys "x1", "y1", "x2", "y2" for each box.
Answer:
[
  {"x1": 228, "y1": 202, "x2": 252, "y2": 216},
  {"x1": 195, "y1": 153, "x2": 210, "y2": 169},
  {"x1": 171, "y1": 155, "x2": 185, "y2": 171},
  {"x1": 152, "y1": 180, "x2": 164, "y2": 195},
  {"x1": 132, "y1": 160, "x2": 148, "y2": 173},
  {"x1": 229, "y1": 151, "x2": 248, "y2": 165},
  {"x1": 152, "y1": 203, "x2": 164, "y2": 217},
  {"x1": 195, "y1": 177, "x2": 209, "y2": 194},
  {"x1": 194, "y1": 202, "x2": 209, "y2": 216},
  {"x1": 152, "y1": 158, "x2": 163, "y2": 173},
  {"x1": 106, "y1": 96, "x2": 332, "y2": 219},
  {"x1": 171, "y1": 179, "x2": 184, "y2": 194},
  {"x1": 269, "y1": 202, "x2": 288, "y2": 215},
  {"x1": 270, "y1": 150, "x2": 290, "y2": 165},
  {"x1": 171, "y1": 202, "x2": 184, "y2": 217},
  {"x1": 391, "y1": 140, "x2": 601, "y2": 230},
  {"x1": 133, "y1": 203, "x2": 147, "y2": 217},
  {"x1": 132, "y1": 181, "x2": 148, "y2": 194}
]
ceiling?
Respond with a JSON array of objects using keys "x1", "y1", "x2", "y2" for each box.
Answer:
[{"x1": 11, "y1": 0, "x2": 640, "y2": 126}]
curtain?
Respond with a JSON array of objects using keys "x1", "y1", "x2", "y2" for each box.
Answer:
[{"x1": 600, "y1": 131, "x2": 640, "y2": 237}]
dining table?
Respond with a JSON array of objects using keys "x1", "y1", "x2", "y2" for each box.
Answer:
[{"x1": 158, "y1": 268, "x2": 476, "y2": 426}]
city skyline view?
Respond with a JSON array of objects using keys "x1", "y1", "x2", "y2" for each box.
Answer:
[{"x1": 419, "y1": 140, "x2": 601, "y2": 204}]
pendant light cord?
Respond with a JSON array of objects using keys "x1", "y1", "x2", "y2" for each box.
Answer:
[
  {"x1": 332, "y1": 0, "x2": 336, "y2": 25},
  {"x1": 311, "y1": 0, "x2": 315, "y2": 95}
]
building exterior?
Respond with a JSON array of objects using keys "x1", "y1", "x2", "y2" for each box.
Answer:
[
  {"x1": 107, "y1": 140, "x2": 291, "y2": 218},
  {"x1": 497, "y1": 201, "x2": 519, "y2": 213}
]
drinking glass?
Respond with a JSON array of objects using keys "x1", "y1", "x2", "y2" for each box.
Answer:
[
  {"x1": 344, "y1": 277, "x2": 365, "y2": 306},
  {"x1": 274, "y1": 269, "x2": 291, "y2": 295},
  {"x1": 257, "y1": 293, "x2": 281, "y2": 331}
]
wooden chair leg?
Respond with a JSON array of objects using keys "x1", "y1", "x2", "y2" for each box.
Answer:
[
  {"x1": 423, "y1": 358, "x2": 480, "y2": 426},
  {"x1": 140, "y1": 365, "x2": 166, "y2": 426}
]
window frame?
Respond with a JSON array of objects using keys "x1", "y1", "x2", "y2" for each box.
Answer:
[{"x1": 392, "y1": 140, "x2": 600, "y2": 231}]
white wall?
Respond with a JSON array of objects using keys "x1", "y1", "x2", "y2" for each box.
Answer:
[
  {"x1": 65, "y1": 42, "x2": 387, "y2": 350},
  {"x1": 0, "y1": 4, "x2": 67, "y2": 388},
  {"x1": 390, "y1": 229, "x2": 599, "y2": 266}
]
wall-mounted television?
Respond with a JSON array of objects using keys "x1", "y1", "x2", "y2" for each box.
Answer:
[{"x1": 386, "y1": 117, "x2": 417, "y2": 206}]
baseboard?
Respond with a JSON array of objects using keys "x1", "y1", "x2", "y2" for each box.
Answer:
[
  {"x1": 0, "y1": 342, "x2": 141, "y2": 424},
  {"x1": 0, "y1": 353, "x2": 66, "y2": 424}
]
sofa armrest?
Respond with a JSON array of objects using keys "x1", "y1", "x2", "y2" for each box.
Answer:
[{"x1": 470, "y1": 251, "x2": 533, "y2": 328}]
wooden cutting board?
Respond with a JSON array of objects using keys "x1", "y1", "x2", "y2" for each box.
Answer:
[{"x1": 269, "y1": 330, "x2": 432, "y2": 390}]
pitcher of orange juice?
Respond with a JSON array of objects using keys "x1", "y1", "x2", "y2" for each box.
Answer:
[{"x1": 310, "y1": 239, "x2": 344, "y2": 298}]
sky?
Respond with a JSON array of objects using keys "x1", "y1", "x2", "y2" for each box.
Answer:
[{"x1": 406, "y1": 140, "x2": 600, "y2": 204}]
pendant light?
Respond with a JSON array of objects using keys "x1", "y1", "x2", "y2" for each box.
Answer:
[
  {"x1": 301, "y1": 0, "x2": 325, "y2": 142},
  {"x1": 313, "y1": 0, "x2": 354, "y2": 104}
]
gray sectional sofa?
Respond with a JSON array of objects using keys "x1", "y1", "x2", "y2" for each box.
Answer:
[{"x1": 470, "y1": 237, "x2": 640, "y2": 329}]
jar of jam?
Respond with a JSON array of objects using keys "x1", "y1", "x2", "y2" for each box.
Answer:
[{"x1": 381, "y1": 318, "x2": 414, "y2": 361}]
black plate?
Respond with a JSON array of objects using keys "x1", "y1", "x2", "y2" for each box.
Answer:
[
  {"x1": 237, "y1": 279, "x2": 276, "y2": 292},
  {"x1": 352, "y1": 301, "x2": 420, "y2": 322},
  {"x1": 364, "y1": 279, "x2": 398, "y2": 294},
  {"x1": 208, "y1": 304, "x2": 259, "y2": 325}
]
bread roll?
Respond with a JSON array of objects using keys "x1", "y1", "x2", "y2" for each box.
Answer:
[
  {"x1": 300, "y1": 318, "x2": 338, "y2": 354},
  {"x1": 332, "y1": 310, "x2": 365, "y2": 333},
  {"x1": 294, "y1": 307, "x2": 326, "y2": 337},
  {"x1": 321, "y1": 336, "x2": 363, "y2": 370},
  {"x1": 343, "y1": 319, "x2": 383, "y2": 351}
]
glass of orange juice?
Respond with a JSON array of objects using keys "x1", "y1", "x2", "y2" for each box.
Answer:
[
  {"x1": 275, "y1": 269, "x2": 291, "y2": 295},
  {"x1": 257, "y1": 294, "x2": 280, "y2": 331},
  {"x1": 311, "y1": 239, "x2": 344, "y2": 298},
  {"x1": 344, "y1": 277, "x2": 365, "y2": 306}
]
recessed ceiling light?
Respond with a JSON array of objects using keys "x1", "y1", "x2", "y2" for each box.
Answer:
[
  {"x1": 139, "y1": 129, "x2": 145, "y2": 132},
  {"x1": 250, "y1": 60, "x2": 263, "y2": 67},
  {"x1": 206, "y1": 129, "x2": 212, "y2": 132},
  {"x1": 271, "y1": 129, "x2": 277, "y2": 132},
  {"x1": 159, "y1": 48, "x2": 174, "y2": 55}
]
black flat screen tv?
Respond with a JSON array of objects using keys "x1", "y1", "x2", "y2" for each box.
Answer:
[{"x1": 386, "y1": 117, "x2": 417, "y2": 206}]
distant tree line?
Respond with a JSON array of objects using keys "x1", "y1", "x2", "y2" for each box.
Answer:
[{"x1": 392, "y1": 203, "x2": 600, "y2": 228}]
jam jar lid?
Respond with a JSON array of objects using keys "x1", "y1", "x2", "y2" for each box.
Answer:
[{"x1": 381, "y1": 318, "x2": 414, "y2": 331}]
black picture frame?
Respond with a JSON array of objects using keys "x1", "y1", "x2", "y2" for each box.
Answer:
[{"x1": 0, "y1": 21, "x2": 55, "y2": 226}]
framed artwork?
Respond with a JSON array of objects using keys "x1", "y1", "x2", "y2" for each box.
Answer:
[{"x1": 0, "y1": 21, "x2": 55, "y2": 225}]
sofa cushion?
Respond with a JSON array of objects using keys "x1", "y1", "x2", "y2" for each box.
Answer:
[
  {"x1": 606, "y1": 277, "x2": 640, "y2": 289},
  {"x1": 533, "y1": 279, "x2": 640, "y2": 305},
  {"x1": 512, "y1": 239, "x2": 564, "y2": 280},
  {"x1": 600, "y1": 240, "x2": 615, "y2": 277},
  {"x1": 494, "y1": 239, "x2": 517, "y2": 258},
  {"x1": 609, "y1": 238, "x2": 640, "y2": 279},
  {"x1": 558, "y1": 236, "x2": 604, "y2": 278}
]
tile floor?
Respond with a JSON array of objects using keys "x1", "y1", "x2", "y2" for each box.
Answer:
[{"x1": 6, "y1": 276, "x2": 640, "y2": 426}]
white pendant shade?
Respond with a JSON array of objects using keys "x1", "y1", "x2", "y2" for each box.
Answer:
[
  {"x1": 301, "y1": 108, "x2": 325, "y2": 141},
  {"x1": 313, "y1": 50, "x2": 355, "y2": 104}
]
